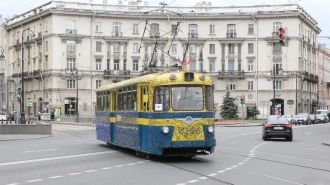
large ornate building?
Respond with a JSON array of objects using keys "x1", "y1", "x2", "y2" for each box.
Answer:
[{"x1": 3, "y1": 1, "x2": 321, "y2": 118}]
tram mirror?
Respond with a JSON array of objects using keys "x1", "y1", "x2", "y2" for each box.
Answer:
[{"x1": 143, "y1": 95, "x2": 148, "y2": 102}]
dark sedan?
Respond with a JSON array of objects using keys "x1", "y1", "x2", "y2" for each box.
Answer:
[{"x1": 262, "y1": 117, "x2": 293, "y2": 141}]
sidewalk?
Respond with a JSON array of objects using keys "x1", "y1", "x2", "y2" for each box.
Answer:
[
  {"x1": 215, "y1": 120, "x2": 262, "y2": 127},
  {"x1": 322, "y1": 141, "x2": 330, "y2": 147},
  {"x1": 0, "y1": 135, "x2": 52, "y2": 141},
  {"x1": 41, "y1": 121, "x2": 95, "y2": 127}
]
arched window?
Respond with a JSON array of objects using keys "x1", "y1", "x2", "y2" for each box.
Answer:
[
  {"x1": 226, "y1": 24, "x2": 236, "y2": 38},
  {"x1": 113, "y1": 22, "x2": 121, "y2": 33},
  {"x1": 67, "y1": 20, "x2": 76, "y2": 35},
  {"x1": 189, "y1": 24, "x2": 198, "y2": 38}
]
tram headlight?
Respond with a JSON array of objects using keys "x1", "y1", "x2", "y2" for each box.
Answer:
[
  {"x1": 162, "y1": 126, "x2": 170, "y2": 134},
  {"x1": 207, "y1": 126, "x2": 214, "y2": 133},
  {"x1": 199, "y1": 74, "x2": 206, "y2": 81},
  {"x1": 170, "y1": 74, "x2": 176, "y2": 80}
]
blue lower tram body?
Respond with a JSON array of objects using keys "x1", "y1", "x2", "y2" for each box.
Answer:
[{"x1": 95, "y1": 113, "x2": 216, "y2": 156}]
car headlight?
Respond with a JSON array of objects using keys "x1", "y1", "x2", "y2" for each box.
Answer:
[
  {"x1": 162, "y1": 126, "x2": 169, "y2": 134},
  {"x1": 208, "y1": 126, "x2": 214, "y2": 133}
]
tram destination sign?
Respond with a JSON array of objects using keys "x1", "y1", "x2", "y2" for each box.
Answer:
[{"x1": 184, "y1": 72, "x2": 194, "y2": 81}]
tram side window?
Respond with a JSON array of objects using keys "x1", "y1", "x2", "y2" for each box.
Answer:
[
  {"x1": 96, "y1": 93, "x2": 102, "y2": 111},
  {"x1": 104, "y1": 92, "x2": 110, "y2": 111},
  {"x1": 132, "y1": 88, "x2": 137, "y2": 111},
  {"x1": 154, "y1": 86, "x2": 169, "y2": 111},
  {"x1": 141, "y1": 87, "x2": 149, "y2": 111},
  {"x1": 205, "y1": 86, "x2": 214, "y2": 111},
  {"x1": 117, "y1": 89, "x2": 123, "y2": 111}
]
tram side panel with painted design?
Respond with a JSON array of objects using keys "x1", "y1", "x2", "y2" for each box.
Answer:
[{"x1": 95, "y1": 71, "x2": 216, "y2": 156}]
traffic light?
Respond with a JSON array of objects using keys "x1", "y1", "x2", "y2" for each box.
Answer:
[
  {"x1": 279, "y1": 28, "x2": 286, "y2": 46},
  {"x1": 17, "y1": 88, "x2": 21, "y2": 101},
  {"x1": 240, "y1": 94, "x2": 245, "y2": 105}
]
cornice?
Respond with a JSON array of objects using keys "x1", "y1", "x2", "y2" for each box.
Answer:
[
  {"x1": 217, "y1": 38, "x2": 245, "y2": 43},
  {"x1": 103, "y1": 36, "x2": 131, "y2": 42}
]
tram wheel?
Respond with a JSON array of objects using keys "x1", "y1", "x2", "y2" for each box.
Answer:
[{"x1": 145, "y1": 154, "x2": 151, "y2": 159}]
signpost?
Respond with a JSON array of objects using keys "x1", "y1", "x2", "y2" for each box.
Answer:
[
  {"x1": 240, "y1": 94, "x2": 245, "y2": 125},
  {"x1": 27, "y1": 99, "x2": 33, "y2": 107}
]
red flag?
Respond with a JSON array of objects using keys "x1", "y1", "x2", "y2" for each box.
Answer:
[{"x1": 185, "y1": 56, "x2": 193, "y2": 66}]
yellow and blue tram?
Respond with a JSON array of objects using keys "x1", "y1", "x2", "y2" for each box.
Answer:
[{"x1": 95, "y1": 71, "x2": 216, "y2": 156}]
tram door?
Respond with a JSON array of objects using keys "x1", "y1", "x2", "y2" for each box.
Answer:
[
  {"x1": 140, "y1": 85, "x2": 149, "y2": 151},
  {"x1": 110, "y1": 91, "x2": 116, "y2": 143}
]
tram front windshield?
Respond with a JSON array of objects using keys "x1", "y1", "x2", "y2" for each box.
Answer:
[{"x1": 172, "y1": 86, "x2": 203, "y2": 111}]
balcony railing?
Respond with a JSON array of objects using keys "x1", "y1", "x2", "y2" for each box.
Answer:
[
  {"x1": 38, "y1": 32, "x2": 42, "y2": 37},
  {"x1": 189, "y1": 70, "x2": 206, "y2": 74},
  {"x1": 188, "y1": 33, "x2": 198, "y2": 38},
  {"x1": 104, "y1": 69, "x2": 130, "y2": 77},
  {"x1": 218, "y1": 70, "x2": 244, "y2": 78},
  {"x1": 66, "y1": 29, "x2": 77, "y2": 35},
  {"x1": 327, "y1": 82, "x2": 330, "y2": 87},
  {"x1": 12, "y1": 73, "x2": 20, "y2": 78},
  {"x1": 226, "y1": 33, "x2": 237, "y2": 38},
  {"x1": 112, "y1": 31, "x2": 122, "y2": 37},
  {"x1": 149, "y1": 32, "x2": 160, "y2": 38},
  {"x1": 272, "y1": 32, "x2": 279, "y2": 37}
]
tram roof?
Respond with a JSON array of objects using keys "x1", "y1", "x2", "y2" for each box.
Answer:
[{"x1": 97, "y1": 71, "x2": 213, "y2": 92}]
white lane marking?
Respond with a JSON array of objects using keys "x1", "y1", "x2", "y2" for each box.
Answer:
[
  {"x1": 6, "y1": 184, "x2": 20, "y2": 185},
  {"x1": 49, "y1": 176, "x2": 63, "y2": 179},
  {"x1": 85, "y1": 170, "x2": 97, "y2": 173},
  {"x1": 199, "y1": 177, "x2": 208, "y2": 180},
  {"x1": 127, "y1": 163, "x2": 136, "y2": 165},
  {"x1": 115, "y1": 165, "x2": 125, "y2": 168},
  {"x1": 235, "y1": 168, "x2": 305, "y2": 185},
  {"x1": 26, "y1": 179, "x2": 43, "y2": 183},
  {"x1": 0, "y1": 151, "x2": 116, "y2": 167},
  {"x1": 187, "y1": 180, "x2": 199, "y2": 183},
  {"x1": 176, "y1": 184, "x2": 186, "y2": 185},
  {"x1": 22, "y1": 148, "x2": 59, "y2": 154},
  {"x1": 306, "y1": 132, "x2": 312, "y2": 134},
  {"x1": 218, "y1": 170, "x2": 225, "y2": 173},
  {"x1": 68, "y1": 173, "x2": 81, "y2": 176},
  {"x1": 208, "y1": 173, "x2": 217, "y2": 177},
  {"x1": 217, "y1": 132, "x2": 261, "y2": 141},
  {"x1": 101, "y1": 167, "x2": 112, "y2": 170}
]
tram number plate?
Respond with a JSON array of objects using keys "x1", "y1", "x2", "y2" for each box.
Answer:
[
  {"x1": 274, "y1": 127, "x2": 283, "y2": 130},
  {"x1": 178, "y1": 127, "x2": 201, "y2": 134}
]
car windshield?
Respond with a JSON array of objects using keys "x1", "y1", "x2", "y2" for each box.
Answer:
[
  {"x1": 172, "y1": 86, "x2": 203, "y2": 111},
  {"x1": 268, "y1": 118, "x2": 288, "y2": 124},
  {"x1": 0, "y1": 112, "x2": 6, "y2": 115},
  {"x1": 297, "y1": 113, "x2": 308, "y2": 117},
  {"x1": 316, "y1": 110, "x2": 327, "y2": 114}
]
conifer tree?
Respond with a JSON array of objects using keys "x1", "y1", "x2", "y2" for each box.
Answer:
[{"x1": 220, "y1": 91, "x2": 238, "y2": 120}]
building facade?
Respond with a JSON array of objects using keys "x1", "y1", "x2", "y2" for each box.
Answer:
[
  {"x1": 0, "y1": 15, "x2": 6, "y2": 112},
  {"x1": 318, "y1": 45, "x2": 330, "y2": 110},
  {"x1": 3, "y1": 1, "x2": 321, "y2": 117}
]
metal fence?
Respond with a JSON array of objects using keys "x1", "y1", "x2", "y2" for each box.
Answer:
[{"x1": 55, "y1": 115, "x2": 95, "y2": 124}]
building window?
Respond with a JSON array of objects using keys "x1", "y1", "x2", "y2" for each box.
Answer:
[
  {"x1": 67, "y1": 20, "x2": 76, "y2": 34},
  {"x1": 67, "y1": 58, "x2": 75, "y2": 70},
  {"x1": 273, "y1": 22, "x2": 282, "y2": 35},
  {"x1": 114, "y1": 60, "x2": 119, "y2": 70},
  {"x1": 133, "y1": 60, "x2": 139, "y2": 71},
  {"x1": 238, "y1": 60, "x2": 241, "y2": 71},
  {"x1": 123, "y1": 59, "x2": 127, "y2": 70},
  {"x1": 248, "y1": 60, "x2": 254, "y2": 72},
  {"x1": 248, "y1": 81, "x2": 253, "y2": 90},
  {"x1": 66, "y1": 41, "x2": 75, "y2": 51},
  {"x1": 114, "y1": 43, "x2": 120, "y2": 52},
  {"x1": 67, "y1": 80, "x2": 76, "y2": 89},
  {"x1": 189, "y1": 44, "x2": 196, "y2": 53},
  {"x1": 275, "y1": 81, "x2": 282, "y2": 90},
  {"x1": 188, "y1": 24, "x2": 198, "y2": 38},
  {"x1": 150, "y1": 23, "x2": 159, "y2": 34},
  {"x1": 113, "y1": 80, "x2": 120, "y2": 83},
  {"x1": 227, "y1": 24, "x2": 236, "y2": 38},
  {"x1": 209, "y1": 60, "x2": 215, "y2": 72},
  {"x1": 248, "y1": 43, "x2": 254, "y2": 54},
  {"x1": 248, "y1": 24, "x2": 254, "y2": 34},
  {"x1": 113, "y1": 22, "x2": 121, "y2": 33},
  {"x1": 209, "y1": 44, "x2": 215, "y2": 54},
  {"x1": 228, "y1": 44, "x2": 235, "y2": 54},
  {"x1": 210, "y1": 25, "x2": 215, "y2": 34},
  {"x1": 221, "y1": 60, "x2": 225, "y2": 71},
  {"x1": 45, "y1": 41, "x2": 48, "y2": 51},
  {"x1": 171, "y1": 44, "x2": 177, "y2": 53},
  {"x1": 189, "y1": 60, "x2": 196, "y2": 70},
  {"x1": 273, "y1": 43, "x2": 282, "y2": 52},
  {"x1": 133, "y1": 43, "x2": 139, "y2": 52},
  {"x1": 96, "y1": 22, "x2": 102, "y2": 32},
  {"x1": 106, "y1": 59, "x2": 110, "y2": 70},
  {"x1": 96, "y1": 80, "x2": 101, "y2": 89},
  {"x1": 96, "y1": 59, "x2": 102, "y2": 70},
  {"x1": 171, "y1": 25, "x2": 178, "y2": 35},
  {"x1": 96, "y1": 42, "x2": 102, "y2": 52},
  {"x1": 227, "y1": 83, "x2": 236, "y2": 91},
  {"x1": 133, "y1": 24, "x2": 139, "y2": 33}
]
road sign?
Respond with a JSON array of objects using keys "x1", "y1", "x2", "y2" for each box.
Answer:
[
  {"x1": 27, "y1": 99, "x2": 33, "y2": 107},
  {"x1": 13, "y1": 77, "x2": 21, "y2": 86}
]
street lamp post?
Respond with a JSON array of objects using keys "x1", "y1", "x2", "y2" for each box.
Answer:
[
  {"x1": 0, "y1": 47, "x2": 5, "y2": 112},
  {"x1": 71, "y1": 68, "x2": 78, "y2": 123},
  {"x1": 272, "y1": 63, "x2": 283, "y2": 115},
  {"x1": 21, "y1": 28, "x2": 35, "y2": 124}
]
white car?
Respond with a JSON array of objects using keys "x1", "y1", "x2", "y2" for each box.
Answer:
[{"x1": 0, "y1": 111, "x2": 7, "y2": 121}]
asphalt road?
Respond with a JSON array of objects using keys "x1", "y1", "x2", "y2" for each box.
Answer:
[{"x1": 0, "y1": 123, "x2": 329, "y2": 185}]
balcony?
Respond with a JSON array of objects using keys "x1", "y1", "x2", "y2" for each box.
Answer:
[
  {"x1": 33, "y1": 69, "x2": 42, "y2": 78},
  {"x1": 38, "y1": 32, "x2": 42, "y2": 37},
  {"x1": 104, "y1": 69, "x2": 130, "y2": 78},
  {"x1": 23, "y1": 72, "x2": 33, "y2": 79},
  {"x1": 327, "y1": 82, "x2": 330, "y2": 87},
  {"x1": 189, "y1": 70, "x2": 206, "y2": 74},
  {"x1": 226, "y1": 33, "x2": 237, "y2": 38},
  {"x1": 218, "y1": 70, "x2": 244, "y2": 79},
  {"x1": 149, "y1": 32, "x2": 160, "y2": 38},
  {"x1": 112, "y1": 31, "x2": 122, "y2": 37},
  {"x1": 12, "y1": 73, "x2": 20, "y2": 78},
  {"x1": 66, "y1": 29, "x2": 77, "y2": 35},
  {"x1": 272, "y1": 32, "x2": 279, "y2": 37},
  {"x1": 188, "y1": 33, "x2": 198, "y2": 38}
]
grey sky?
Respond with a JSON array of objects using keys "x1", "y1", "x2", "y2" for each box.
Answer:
[{"x1": 1, "y1": 0, "x2": 329, "y2": 46}]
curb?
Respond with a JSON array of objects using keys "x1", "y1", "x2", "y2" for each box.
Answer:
[
  {"x1": 322, "y1": 142, "x2": 330, "y2": 147},
  {"x1": 0, "y1": 135, "x2": 53, "y2": 141},
  {"x1": 216, "y1": 124, "x2": 262, "y2": 127},
  {"x1": 51, "y1": 122, "x2": 95, "y2": 127}
]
